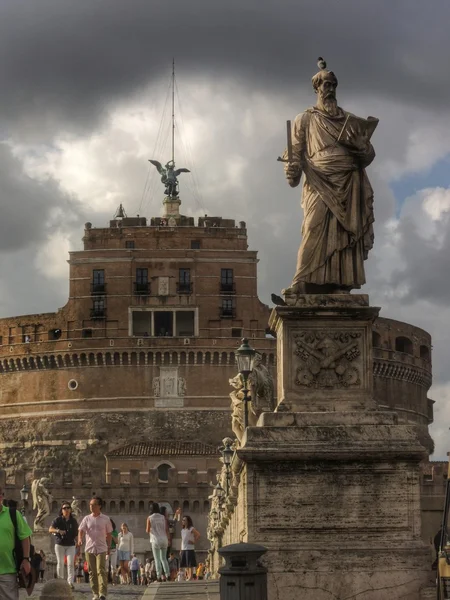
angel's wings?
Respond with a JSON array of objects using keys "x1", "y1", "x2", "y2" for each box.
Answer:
[
  {"x1": 149, "y1": 159, "x2": 164, "y2": 174},
  {"x1": 174, "y1": 168, "x2": 190, "y2": 177}
]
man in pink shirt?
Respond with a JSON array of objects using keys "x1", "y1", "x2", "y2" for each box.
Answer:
[{"x1": 78, "y1": 497, "x2": 112, "y2": 600}]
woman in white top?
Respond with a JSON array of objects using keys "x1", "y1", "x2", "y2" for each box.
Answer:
[
  {"x1": 117, "y1": 523, "x2": 134, "y2": 584},
  {"x1": 146, "y1": 502, "x2": 170, "y2": 581},
  {"x1": 180, "y1": 514, "x2": 200, "y2": 581}
]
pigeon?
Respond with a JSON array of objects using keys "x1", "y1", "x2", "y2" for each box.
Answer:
[
  {"x1": 317, "y1": 57, "x2": 327, "y2": 70},
  {"x1": 271, "y1": 293, "x2": 287, "y2": 307}
]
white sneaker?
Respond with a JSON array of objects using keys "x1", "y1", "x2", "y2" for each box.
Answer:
[{"x1": 92, "y1": 595, "x2": 99, "y2": 600}]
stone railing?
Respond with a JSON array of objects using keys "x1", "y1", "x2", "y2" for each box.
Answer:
[{"x1": 207, "y1": 455, "x2": 245, "y2": 576}]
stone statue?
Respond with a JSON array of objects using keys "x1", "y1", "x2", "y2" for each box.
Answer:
[
  {"x1": 248, "y1": 352, "x2": 276, "y2": 413},
  {"x1": 70, "y1": 496, "x2": 82, "y2": 520},
  {"x1": 149, "y1": 159, "x2": 190, "y2": 198},
  {"x1": 229, "y1": 373, "x2": 258, "y2": 443},
  {"x1": 282, "y1": 57, "x2": 378, "y2": 295},
  {"x1": 31, "y1": 477, "x2": 52, "y2": 531}
]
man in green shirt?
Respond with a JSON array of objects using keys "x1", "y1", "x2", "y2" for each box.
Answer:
[{"x1": 0, "y1": 487, "x2": 33, "y2": 600}]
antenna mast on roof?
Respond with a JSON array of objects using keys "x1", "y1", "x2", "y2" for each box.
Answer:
[{"x1": 172, "y1": 57, "x2": 175, "y2": 164}]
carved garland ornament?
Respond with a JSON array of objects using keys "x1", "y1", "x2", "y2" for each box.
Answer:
[{"x1": 294, "y1": 330, "x2": 362, "y2": 388}]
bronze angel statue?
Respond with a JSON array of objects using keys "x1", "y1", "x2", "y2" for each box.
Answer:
[{"x1": 149, "y1": 159, "x2": 190, "y2": 197}]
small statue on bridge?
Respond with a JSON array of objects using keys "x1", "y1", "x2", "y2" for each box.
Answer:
[{"x1": 31, "y1": 477, "x2": 52, "y2": 531}]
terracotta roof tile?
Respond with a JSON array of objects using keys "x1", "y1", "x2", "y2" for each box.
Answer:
[{"x1": 106, "y1": 440, "x2": 218, "y2": 458}]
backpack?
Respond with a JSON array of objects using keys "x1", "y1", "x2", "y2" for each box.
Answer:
[{"x1": 9, "y1": 508, "x2": 36, "y2": 590}]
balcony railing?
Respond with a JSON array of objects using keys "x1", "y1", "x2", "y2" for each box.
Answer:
[
  {"x1": 90, "y1": 308, "x2": 106, "y2": 320},
  {"x1": 220, "y1": 282, "x2": 235, "y2": 294},
  {"x1": 220, "y1": 308, "x2": 236, "y2": 319},
  {"x1": 177, "y1": 282, "x2": 192, "y2": 294},
  {"x1": 134, "y1": 282, "x2": 150, "y2": 296},
  {"x1": 91, "y1": 282, "x2": 106, "y2": 295}
]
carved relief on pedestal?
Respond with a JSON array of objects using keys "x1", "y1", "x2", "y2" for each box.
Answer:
[
  {"x1": 294, "y1": 330, "x2": 362, "y2": 389},
  {"x1": 152, "y1": 367, "x2": 186, "y2": 407}
]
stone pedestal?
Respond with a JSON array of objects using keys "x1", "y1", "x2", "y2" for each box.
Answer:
[
  {"x1": 163, "y1": 196, "x2": 181, "y2": 220},
  {"x1": 228, "y1": 296, "x2": 432, "y2": 599},
  {"x1": 271, "y1": 294, "x2": 378, "y2": 412}
]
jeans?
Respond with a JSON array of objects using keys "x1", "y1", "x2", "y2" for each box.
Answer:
[
  {"x1": 55, "y1": 544, "x2": 76, "y2": 584},
  {"x1": 131, "y1": 569, "x2": 139, "y2": 585},
  {"x1": 86, "y1": 552, "x2": 107, "y2": 598},
  {"x1": 151, "y1": 544, "x2": 170, "y2": 578}
]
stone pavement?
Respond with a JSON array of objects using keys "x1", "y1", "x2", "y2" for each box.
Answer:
[{"x1": 20, "y1": 581, "x2": 220, "y2": 599}]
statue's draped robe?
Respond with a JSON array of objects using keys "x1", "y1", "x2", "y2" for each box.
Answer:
[{"x1": 289, "y1": 108, "x2": 375, "y2": 289}]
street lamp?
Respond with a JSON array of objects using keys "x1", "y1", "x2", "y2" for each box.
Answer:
[
  {"x1": 20, "y1": 484, "x2": 29, "y2": 516},
  {"x1": 236, "y1": 338, "x2": 256, "y2": 429},
  {"x1": 219, "y1": 438, "x2": 234, "y2": 495}
]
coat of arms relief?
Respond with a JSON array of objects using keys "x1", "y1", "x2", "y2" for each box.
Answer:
[{"x1": 294, "y1": 330, "x2": 362, "y2": 388}]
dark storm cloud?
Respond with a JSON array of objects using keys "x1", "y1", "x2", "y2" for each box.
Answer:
[
  {"x1": 0, "y1": 0, "x2": 449, "y2": 139},
  {"x1": 0, "y1": 142, "x2": 83, "y2": 250}
]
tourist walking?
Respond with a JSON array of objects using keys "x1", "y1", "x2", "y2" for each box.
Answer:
[
  {"x1": 76, "y1": 557, "x2": 84, "y2": 584},
  {"x1": 180, "y1": 515, "x2": 200, "y2": 581},
  {"x1": 117, "y1": 522, "x2": 134, "y2": 584},
  {"x1": 39, "y1": 550, "x2": 46, "y2": 582},
  {"x1": 129, "y1": 554, "x2": 139, "y2": 584},
  {"x1": 78, "y1": 496, "x2": 112, "y2": 600},
  {"x1": 168, "y1": 551, "x2": 179, "y2": 581},
  {"x1": 49, "y1": 501, "x2": 79, "y2": 589},
  {"x1": 107, "y1": 519, "x2": 118, "y2": 585},
  {"x1": 0, "y1": 485, "x2": 33, "y2": 600},
  {"x1": 146, "y1": 502, "x2": 170, "y2": 582}
]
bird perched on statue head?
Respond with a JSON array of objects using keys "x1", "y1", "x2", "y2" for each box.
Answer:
[{"x1": 312, "y1": 56, "x2": 338, "y2": 92}]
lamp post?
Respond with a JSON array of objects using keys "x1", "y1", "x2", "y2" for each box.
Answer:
[
  {"x1": 20, "y1": 483, "x2": 29, "y2": 516},
  {"x1": 236, "y1": 338, "x2": 256, "y2": 429},
  {"x1": 220, "y1": 438, "x2": 234, "y2": 496}
]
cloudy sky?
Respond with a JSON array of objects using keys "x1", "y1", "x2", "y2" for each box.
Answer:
[{"x1": 1, "y1": 0, "x2": 450, "y2": 457}]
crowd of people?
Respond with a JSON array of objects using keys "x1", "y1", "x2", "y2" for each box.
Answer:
[
  {"x1": 0, "y1": 487, "x2": 210, "y2": 600},
  {"x1": 49, "y1": 497, "x2": 206, "y2": 599}
]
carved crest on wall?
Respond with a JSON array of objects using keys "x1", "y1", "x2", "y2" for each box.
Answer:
[
  {"x1": 153, "y1": 367, "x2": 186, "y2": 407},
  {"x1": 294, "y1": 330, "x2": 362, "y2": 388}
]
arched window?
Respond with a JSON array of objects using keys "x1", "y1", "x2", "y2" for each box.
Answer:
[
  {"x1": 129, "y1": 500, "x2": 135, "y2": 512},
  {"x1": 203, "y1": 500, "x2": 210, "y2": 512},
  {"x1": 138, "y1": 500, "x2": 145, "y2": 513},
  {"x1": 193, "y1": 500, "x2": 200, "y2": 513},
  {"x1": 420, "y1": 345, "x2": 430, "y2": 361},
  {"x1": 183, "y1": 500, "x2": 190, "y2": 512},
  {"x1": 395, "y1": 336, "x2": 413, "y2": 355},
  {"x1": 119, "y1": 500, "x2": 126, "y2": 512},
  {"x1": 157, "y1": 464, "x2": 171, "y2": 482},
  {"x1": 109, "y1": 500, "x2": 115, "y2": 513},
  {"x1": 372, "y1": 331, "x2": 381, "y2": 348}
]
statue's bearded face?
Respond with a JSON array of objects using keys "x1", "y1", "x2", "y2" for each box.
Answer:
[{"x1": 317, "y1": 78, "x2": 338, "y2": 116}]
